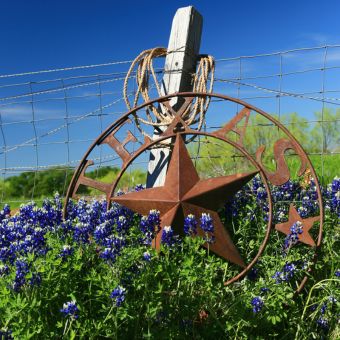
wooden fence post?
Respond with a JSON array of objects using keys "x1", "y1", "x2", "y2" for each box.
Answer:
[{"x1": 146, "y1": 6, "x2": 203, "y2": 188}]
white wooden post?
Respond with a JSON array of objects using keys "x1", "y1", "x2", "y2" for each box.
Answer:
[{"x1": 146, "y1": 6, "x2": 203, "y2": 188}]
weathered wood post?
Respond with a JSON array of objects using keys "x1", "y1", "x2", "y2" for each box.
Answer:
[{"x1": 146, "y1": 6, "x2": 203, "y2": 188}]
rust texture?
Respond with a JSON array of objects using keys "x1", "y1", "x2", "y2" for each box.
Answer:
[
  {"x1": 63, "y1": 92, "x2": 324, "y2": 290},
  {"x1": 256, "y1": 138, "x2": 308, "y2": 186},
  {"x1": 275, "y1": 204, "x2": 320, "y2": 247},
  {"x1": 111, "y1": 134, "x2": 259, "y2": 267}
]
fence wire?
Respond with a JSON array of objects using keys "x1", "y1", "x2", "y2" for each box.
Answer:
[{"x1": 0, "y1": 45, "x2": 339, "y2": 205}]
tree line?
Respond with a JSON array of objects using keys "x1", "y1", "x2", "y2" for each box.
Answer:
[{"x1": 1, "y1": 109, "x2": 339, "y2": 200}]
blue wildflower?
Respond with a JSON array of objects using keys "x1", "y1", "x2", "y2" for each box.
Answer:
[
  {"x1": 140, "y1": 210, "x2": 160, "y2": 245},
  {"x1": 283, "y1": 221, "x2": 303, "y2": 253},
  {"x1": 59, "y1": 245, "x2": 73, "y2": 260},
  {"x1": 100, "y1": 247, "x2": 117, "y2": 262},
  {"x1": 272, "y1": 261, "x2": 297, "y2": 283},
  {"x1": 0, "y1": 264, "x2": 9, "y2": 276},
  {"x1": 60, "y1": 301, "x2": 79, "y2": 319},
  {"x1": 309, "y1": 303, "x2": 318, "y2": 312},
  {"x1": 329, "y1": 296, "x2": 337, "y2": 304},
  {"x1": 116, "y1": 216, "x2": 128, "y2": 233},
  {"x1": 200, "y1": 213, "x2": 215, "y2": 243},
  {"x1": 184, "y1": 214, "x2": 197, "y2": 236},
  {"x1": 110, "y1": 286, "x2": 126, "y2": 307},
  {"x1": 317, "y1": 317, "x2": 329, "y2": 331},
  {"x1": 142, "y1": 251, "x2": 151, "y2": 262},
  {"x1": 161, "y1": 226, "x2": 176, "y2": 247},
  {"x1": 13, "y1": 259, "x2": 30, "y2": 291},
  {"x1": 251, "y1": 296, "x2": 264, "y2": 313},
  {"x1": 29, "y1": 272, "x2": 42, "y2": 286},
  {"x1": 0, "y1": 204, "x2": 10, "y2": 222},
  {"x1": 247, "y1": 267, "x2": 258, "y2": 281},
  {"x1": 134, "y1": 184, "x2": 145, "y2": 192},
  {"x1": 200, "y1": 213, "x2": 214, "y2": 233},
  {"x1": 0, "y1": 328, "x2": 13, "y2": 340}
]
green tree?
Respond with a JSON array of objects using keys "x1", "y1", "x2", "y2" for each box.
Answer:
[{"x1": 309, "y1": 108, "x2": 340, "y2": 153}]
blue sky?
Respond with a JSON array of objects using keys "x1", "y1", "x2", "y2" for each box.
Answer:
[
  {"x1": 0, "y1": 0, "x2": 339, "y2": 191},
  {"x1": 1, "y1": 0, "x2": 340, "y2": 72}
]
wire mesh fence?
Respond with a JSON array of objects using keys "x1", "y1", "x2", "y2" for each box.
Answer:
[{"x1": 0, "y1": 44, "x2": 339, "y2": 206}]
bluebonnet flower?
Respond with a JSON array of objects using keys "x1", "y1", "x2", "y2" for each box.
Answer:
[
  {"x1": 29, "y1": 272, "x2": 42, "y2": 286},
  {"x1": 60, "y1": 220, "x2": 74, "y2": 236},
  {"x1": 272, "y1": 261, "x2": 297, "y2": 283},
  {"x1": 251, "y1": 296, "x2": 264, "y2": 313},
  {"x1": 200, "y1": 213, "x2": 213, "y2": 233},
  {"x1": 317, "y1": 317, "x2": 329, "y2": 331},
  {"x1": 320, "y1": 301, "x2": 327, "y2": 315},
  {"x1": 0, "y1": 264, "x2": 9, "y2": 276},
  {"x1": 0, "y1": 204, "x2": 10, "y2": 222},
  {"x1": 110, "y1": 286, "x2": 126, "y2": 307},
  {"x1": 140, "y1": 210, "x2": 160, "y2": 245},
  {"x1": 335, "y1": 269, "x2": 340, "y2": 277},
  {"x1": 134, "y1": 184, "x2": 145, "y2": 192},
  {"x1": 329, "y1": 296, "x2": 337, "y2": 304},
  {"x1": 272, "y1": 181, "x2": 299, "y2": 203},
  {"x1": 298, "y1": 196, "x2": 317, "y2": 218},
  {"x1": 283, "y1": 221, "x2": 303, "y2": 253},
  {"x1": 142, "y1": 251, "x2": 151, "y2": 261},
  {"x1": 247, "y1": 267, "x2": 258, "y2": 281},
  {"x1": 94, "y1": 221, "x2": 113, "y2": 245},
  {"x1": 275, "y1": 207, "x2": 288, "y2": 224},
  {"x1": 328, "y1": 177, "x2": 340, "y2": 218},
  {"x1": 260, "y1": 287, "x2": 270, "y2": 294},
  {"x1": 309, "y1": 303, "x2": 318, "y2": 312},
  {"x1": 256, "y1": 187, "x2": 267, "y2": 201},
  {"x1": 73, "y1": 222, "x2": 91, "y2": 244},
  {"x1": 161, "y1": 226, "x2": 176, "y2": 247},
  {"x1": 0, "y1": 328, "x2": 13, "y2": 340},
  {"x1": 59, "y1": 245, "x2": 73, "y2": 260},
  {"x1": 283, "y1": 262, "x2": 296, "y2": 280},
  {"x1": 13, "y1": 259, "x2": 30, "y2": 291},
  {"x1": 148, "y1": 209, "x2": 160, "y2": 226},
  {"x1": 184, "y1": 214, "x2": 197, "y2": 236},
  {"x1": 116, "y1": 216, "x2": 128, "y2": 233},
  {"x1": 200, "y1": 213, "x2": 215, "y2": 243},
  {"x1": 60, "y1": 301, "x2": 79, "y2": 319},
  {"x1": 100, "y1": 247, "x2": 117, "y2": 262},
  {"x1": 98, "y1": 234, "x2": 126, "y2": 263}
]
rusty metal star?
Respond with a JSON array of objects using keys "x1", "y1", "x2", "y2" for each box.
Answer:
[
  {"x1": 111, "y1": 134, "x2": 258, "y2": 267},
  {"x1": 275, "y1": 204, "x2": 319, "y2": 247}
]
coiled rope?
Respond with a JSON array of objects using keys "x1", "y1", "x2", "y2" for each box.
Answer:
[{"x1": 123, "y1": 47, "x2": 215, "y2": 137}]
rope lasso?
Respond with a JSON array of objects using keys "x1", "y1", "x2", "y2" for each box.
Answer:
[{"x1": 123, "y1": 47, "x2": 215, "y2": 137}]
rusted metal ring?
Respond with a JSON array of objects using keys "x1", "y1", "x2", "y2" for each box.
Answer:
[{"x1": 64, "y1": 92, "x2": 323, "y2": 292}]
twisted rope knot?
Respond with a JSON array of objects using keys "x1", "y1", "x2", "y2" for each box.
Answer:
[{"x1": 123, "y1": 47, "x2": 215, "y2": 137}]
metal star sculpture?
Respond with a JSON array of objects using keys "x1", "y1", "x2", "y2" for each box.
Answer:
[
  {"x1": 111, "y1": 134, "x2": 258, "y2": 267},
  {"x1": 275, "y1": 204, "x2": 319, "y2": 247}
]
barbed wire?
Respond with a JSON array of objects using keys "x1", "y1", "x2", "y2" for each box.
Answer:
[
  {"x1": 215, "y1": 79, "x2": 340, "y2": 105},
  {"x1": 0, "y1": 44, "x2": 339, "y2": 205},
  {"x1": 0, "y1": 60, "x2": 133, "y2": 79},
  {"x1": 215, "y1": 44, "x2": 340, "y2": 61}
]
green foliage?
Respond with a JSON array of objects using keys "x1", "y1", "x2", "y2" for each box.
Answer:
[
  {"x1": 192, "y1": 109, "x2": 340, "y2": 185},
  {"x1": 0, "y1": 193, "x2": 338, "y2": 339},
  {"x1": 1, "y1": 166, "x2": 146, "y2": 205},
  {"x1": 4, "y1": 168, "x2": 73, "y2": 199}
]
